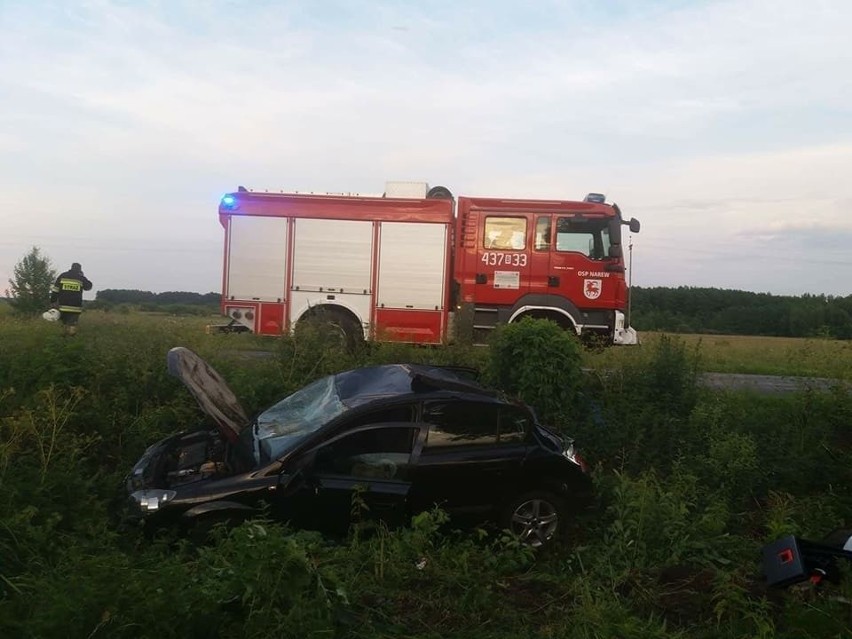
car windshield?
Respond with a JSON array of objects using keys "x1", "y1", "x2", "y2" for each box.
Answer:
[{"x1": 254, "y1": 375, "x2": 346, "y2": 463}]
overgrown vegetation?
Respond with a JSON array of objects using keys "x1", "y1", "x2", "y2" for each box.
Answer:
[{"x1": 1, "y1": 313, "x2": 851, "y2": 638}]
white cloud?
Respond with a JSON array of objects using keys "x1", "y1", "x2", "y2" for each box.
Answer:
[{"x1": 0, "y1": 0, "x2": 851, "y2": 294}]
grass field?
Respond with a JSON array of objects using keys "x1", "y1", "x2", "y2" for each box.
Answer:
[
  {"x1": 576, "y1": 331, "x2": 850, "y2": 382},
  {"x1": 1, "y1": 310, "x2": 851, "y2": 638},
  {"x1": 601, "y1": 332, "x2": 852, "y2": 380},
  {"x1": 19, "y1": 309, "x2": 851, "y2": 378}
]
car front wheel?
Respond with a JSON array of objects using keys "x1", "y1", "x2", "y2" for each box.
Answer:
[{"x1": 501, "y1": 491, "x2": 567, "y2": 547}]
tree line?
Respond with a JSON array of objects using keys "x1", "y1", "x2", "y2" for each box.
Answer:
[
  {"x1": 93, "y1": 289, "x2": 220, "y2": 306},
  {"x1": 631, "y1": 286, "x2": 852, "y2": 339},
  {"x1": 88, "y1": 289, "x2": 220, "y2": 316}
]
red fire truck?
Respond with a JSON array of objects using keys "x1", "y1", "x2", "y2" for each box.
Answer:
[{"x1": 215, "y1": 182, "x2": 641, "y2": 345}]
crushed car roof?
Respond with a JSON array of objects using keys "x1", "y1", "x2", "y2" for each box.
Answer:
[{"x1": 335, "y1": 364, "x2": 497, "y2": 408}]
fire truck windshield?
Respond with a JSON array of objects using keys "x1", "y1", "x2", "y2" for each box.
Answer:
[{"x1": 555, "y1": 217, "x2": 612, "y2": 260}]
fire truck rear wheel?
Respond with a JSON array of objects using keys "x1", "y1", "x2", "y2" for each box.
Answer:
[{"x1": 297, "y1": 308, "x2": 363, "y2": 352}]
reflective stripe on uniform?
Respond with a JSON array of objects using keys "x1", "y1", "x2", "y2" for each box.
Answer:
[
  {"x1": 58, "y1": 306, "x2": 82, "y2": 313},
  {"x1": 60, "y1": 278, "x2": 83, "y2": 292}
]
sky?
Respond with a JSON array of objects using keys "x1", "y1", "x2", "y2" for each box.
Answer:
[{"x1": 1, "y1": 0, "x2": 851, "y2": 297}]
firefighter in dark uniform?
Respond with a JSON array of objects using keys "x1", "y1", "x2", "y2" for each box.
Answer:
[{"x1": 49, "y1": 262, "x2": 93, "y2": 336}]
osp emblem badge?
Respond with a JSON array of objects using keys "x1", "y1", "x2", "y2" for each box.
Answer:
[{"x1": 584, "y1": 279, "x2": 602, "y2": 300}]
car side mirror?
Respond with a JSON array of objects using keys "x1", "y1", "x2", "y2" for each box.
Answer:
[{"x1": 628, "y1": 218, "x2": 640, "y2": 233}]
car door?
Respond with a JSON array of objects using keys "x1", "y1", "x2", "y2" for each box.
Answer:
[
  {"x1": 280, "y1": 423, "x2": 424, "y2": 535},
  {"x1": 408, "y1": 400, "x2": 530, "y2": 522},
  {"x1": 550, "y1": 214, "x2": 617, "y2": 310},
  {"x1": 527, "y1": 215, "x2": 554, "y2": 295}
]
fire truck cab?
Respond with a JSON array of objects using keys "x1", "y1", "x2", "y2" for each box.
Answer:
[
  {"x1": 214, "y1": 182, "x2": 640, "y2": 346},
  {"x1": 454, "y1": 195, "x2": 640, "y2": 345}
]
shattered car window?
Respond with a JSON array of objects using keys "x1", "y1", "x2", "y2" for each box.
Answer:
[{"x1": 256, "y1": 375, "x2": 347, "y2": 462}]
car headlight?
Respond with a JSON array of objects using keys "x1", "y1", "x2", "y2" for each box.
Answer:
[
  {"x1": 563, "y1": 441, "x2": 589, "y2": 473},
  {"x1": 130, "y1": 489, "x2": 177, "y2": 513}
]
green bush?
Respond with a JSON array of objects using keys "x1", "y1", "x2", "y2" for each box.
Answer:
[{"x1": 486, "y1": 317, "x2": 584, "y2": 424}]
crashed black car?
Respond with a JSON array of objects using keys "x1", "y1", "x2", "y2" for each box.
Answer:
[{"x1": 125, "y1": 348, "x2": 593, "y2": 545}]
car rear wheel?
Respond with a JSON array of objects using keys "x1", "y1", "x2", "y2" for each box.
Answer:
[{"x1": 501, "y1": 491, "x2": 567, "y2": 547}]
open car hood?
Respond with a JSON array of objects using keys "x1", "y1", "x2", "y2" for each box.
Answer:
[{"x1": 167, "y1": 347, "x2": 249, "y2": 443}]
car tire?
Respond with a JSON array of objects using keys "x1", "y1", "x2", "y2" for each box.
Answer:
[{"x1": 500, "y1": 491, "x2": 568, "y2": 547}]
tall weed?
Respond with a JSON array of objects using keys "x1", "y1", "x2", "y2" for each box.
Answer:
[
  {"x1": 594, "y1": 470, "x2": 732, "y2": 576},
  {"x1": 570, "y1": 335, "x2": 701, "y2": 473}
]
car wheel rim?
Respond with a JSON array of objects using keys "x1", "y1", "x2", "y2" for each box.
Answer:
[{"x1": 510, "y1": 498, "x2": 559, "y2": 547}]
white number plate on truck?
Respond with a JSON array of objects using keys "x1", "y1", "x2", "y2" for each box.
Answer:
[{"x1": 481, "y1": 252, "x2": 528, "y2": 267}]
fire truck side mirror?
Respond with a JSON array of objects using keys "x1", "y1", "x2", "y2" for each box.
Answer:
[{"x1": 628, "y1": 218, "x2": 641, "y2": 233}]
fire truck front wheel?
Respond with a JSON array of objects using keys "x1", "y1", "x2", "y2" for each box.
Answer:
[{"x1": 295, "y1": 307, "x2": 363, "y2": 352}]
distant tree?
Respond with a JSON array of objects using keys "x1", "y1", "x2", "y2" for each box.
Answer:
[
  {"x1": 96, "y1": 289, "x2": 157, "y2": 304},
  {"x1": 157, "y1": 291, "x2": 205, "y2": 305},
  {"x1": 96, "y1": 289, "x2": 220, "y2": 306},
  {"x1": 6, "y1": 246, "x2": 57, "y2": 315}
]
